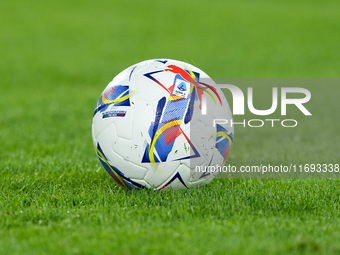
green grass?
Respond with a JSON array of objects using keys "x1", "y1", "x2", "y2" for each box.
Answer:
[
  {"x1": 1, "y1": 0, "x2": 340, "y2": 254},
  {"x1": 2, "y1": 177, "x2": 340, "y2": 255}
]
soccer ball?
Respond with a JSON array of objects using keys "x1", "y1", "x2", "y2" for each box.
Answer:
[{"x1": 92, "y1": 59, "x2": 233, "y2": 190}]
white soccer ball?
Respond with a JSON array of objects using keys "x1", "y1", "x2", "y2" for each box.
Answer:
[{"x1": 92, "y1": 59, "x2": 233, "y2": 190}]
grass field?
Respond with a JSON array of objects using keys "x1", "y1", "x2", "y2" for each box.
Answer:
[{"x1": 1, "y1": 0, "x2": 340, "y2": 254}]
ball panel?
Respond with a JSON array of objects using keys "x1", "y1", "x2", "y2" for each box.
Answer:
[{"x1": 96, "y1": 123, "x2": 148, "y2": 181}]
